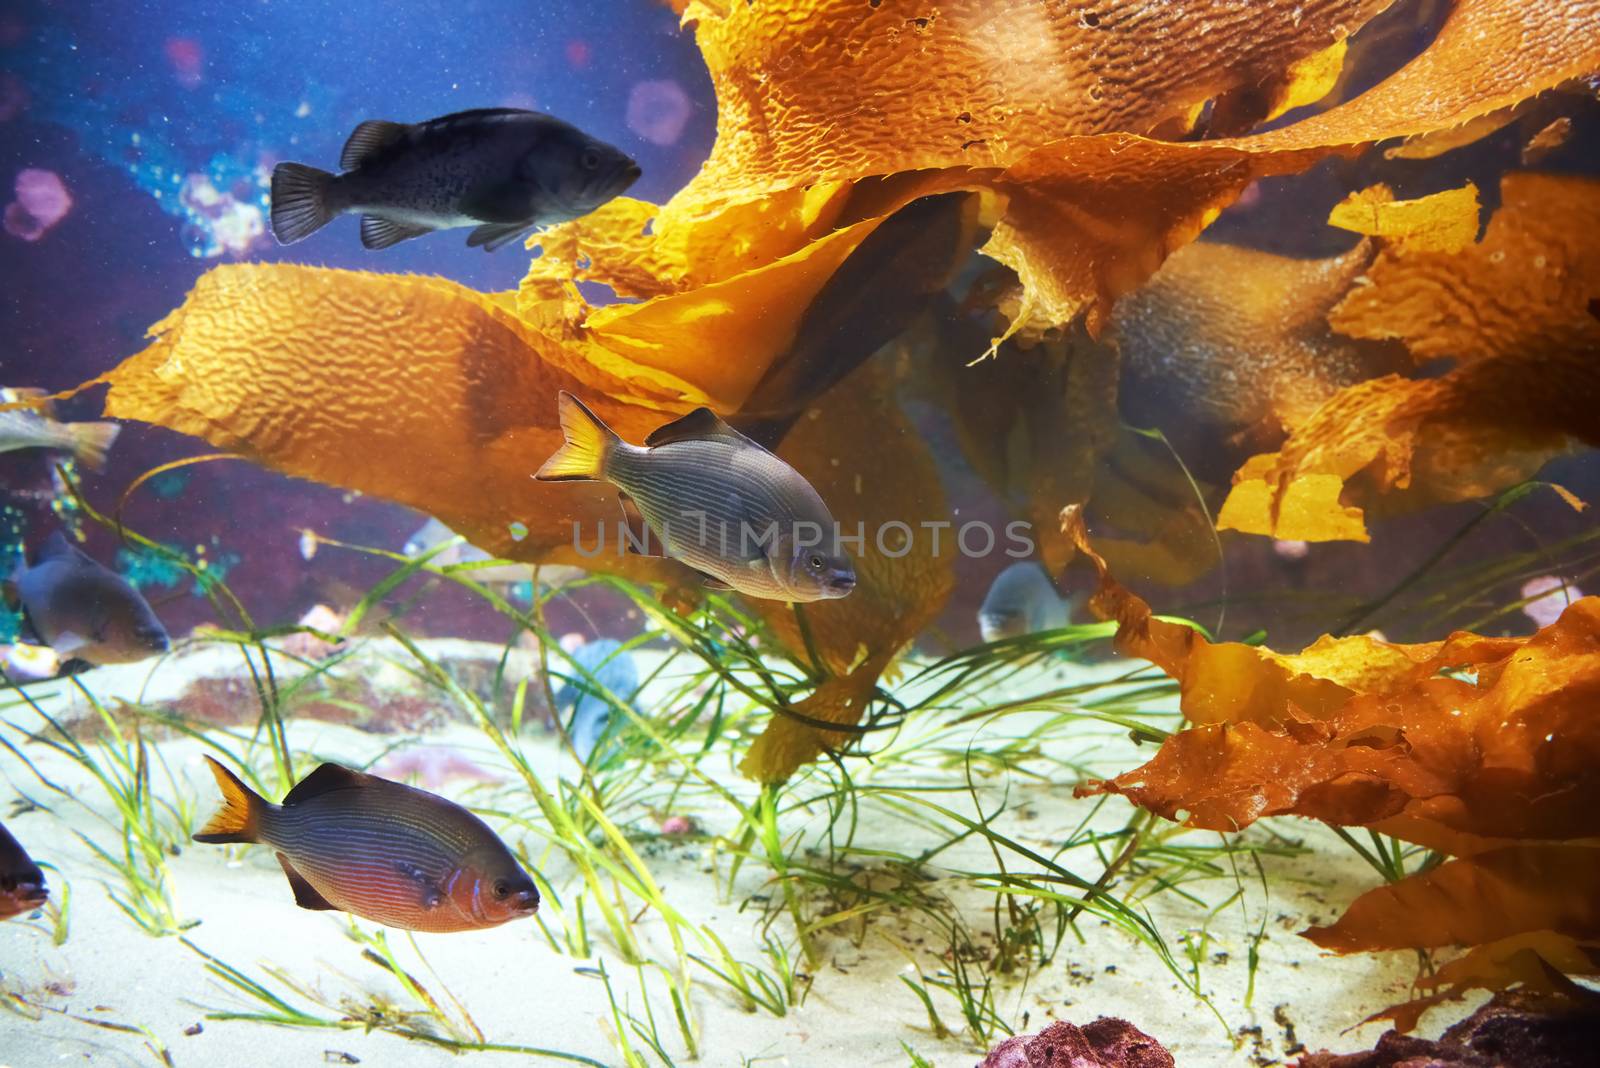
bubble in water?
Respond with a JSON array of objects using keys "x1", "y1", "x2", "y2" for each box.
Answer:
[
  {"x1": 626, "y1": 78, "x2": 692, "y2": 146},
  {"x1": 4, "y1": 168, "x2": 72, "y2": 242}
]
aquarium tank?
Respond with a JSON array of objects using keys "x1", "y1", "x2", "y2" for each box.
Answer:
[{"x1": 3, "y1": 0, "x2": 1599, "y2": 1064}]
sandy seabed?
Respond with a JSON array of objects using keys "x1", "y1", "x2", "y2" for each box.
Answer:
[{"x1": 0, "y1": 638, "x2": 1455, "y2": 1068}]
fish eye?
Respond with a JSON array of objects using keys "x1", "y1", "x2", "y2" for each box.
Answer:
[
  {"x1": 579, "y1": 148, "x2": 601, "y2": 170},
  {"x1": 493, "y1": 879, "x2": 510, "y2": 899},
  {"x1": 808, "y1": 554, "x2": 825, "y2": 570}
]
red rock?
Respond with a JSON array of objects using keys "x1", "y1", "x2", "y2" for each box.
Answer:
[{"x1": 977, "y1": 1018, "x2": 1175, "y2": 1068}]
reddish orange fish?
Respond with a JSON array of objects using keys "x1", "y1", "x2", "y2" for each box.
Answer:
[
  {"x1": 194, "y1": 757, "x2": 538, "y2": 932},
  {"x1": 0, "y1": 818, "x2": 48, "y2": 920}
]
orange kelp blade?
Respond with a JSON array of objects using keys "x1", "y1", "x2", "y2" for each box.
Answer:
[
  {"x1": 542, "y1": 0, "x2": 1600, "y2": 341},
  {"x1": 741, "y1": 361, "x2": 954, "y2": 783},
  {"x1": 1218, "y1": 174, "x2": 1600, "y2": 543}
]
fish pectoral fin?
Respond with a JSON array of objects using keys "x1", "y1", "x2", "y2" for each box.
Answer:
[
  {"x1": 697, "y1": 572, "x2": 734, "y2": 591},
  {"x1": 617, "y1": 497, "x2": 666, "y2": 558},
  {"x1": 276, "y1": 853, "x2": 337, "y2": 911},
  {"x1": 51, "y1": 630, "x2": 88, "y2": 655},
  {"x1": 340, "y1": 119, "x2": 409, "y2": 171},
  {"x1": 359, "y1": 215, "x2": 431, "y2": 250},
  {"x1": 460, "y1": 180, "x2": 537, "y2": 225},
  {"x1": 394, "y1": 861, "x2": 447, "y2": 910},
  {"x1": 56, "y1": 658, "x2": 94, "y2": 677},
  {"x1": 644, "y1": 407, "x2": 766, "y2": 452},
  {"x1": 466, "y1": 221, "x2": 535, "y2": 252},
  {"x1": 282, "y1": 762, "x2": 377, "y2": 806}
]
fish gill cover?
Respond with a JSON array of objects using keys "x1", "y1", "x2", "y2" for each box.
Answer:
[{"x1": 20, "y1": 0, "x2": 1600, "y2": 788}]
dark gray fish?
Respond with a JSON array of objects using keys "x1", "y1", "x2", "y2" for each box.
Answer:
[
  {"x1": 535, "y1": 393, "x2": 856, "y2": 602},
  {"x1": 978, "y1": 562, "x2": 1077, "y2": 642},
  {"x1": 194, "y1": 757, "x2": 539, "y2": 932},
  {"x1": 270, "y1": 107, "x2": 640, "y2": 251},
  {"x1": 3, "y1": 532, "x2": 169, "y2": 671},
  {"x1": 0, "y1": 388, "x2": 120, "y2": 469},
  {"x1": 0, "y1": 818, "x2": 48, "y2": 920}
]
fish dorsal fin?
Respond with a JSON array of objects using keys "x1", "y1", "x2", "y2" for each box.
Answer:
[
  {"x1": 35, "y1": 531, "x2": 78, "y2": 563},
  {"x1": 644, "y1": 408, "x2": 765, "y2": 452},
  {"x1": 341, "y1": 119, "x2": 409, "y2": 171},
  {"x1": 276, "y1": 853, "x2": 337, "y2": 910},
  {"x1": 360, "y1": 215, "x2": 430, "y2": 250},
  {"x1": 282, "y1": 762, "x2": 375, "y2": 806}
]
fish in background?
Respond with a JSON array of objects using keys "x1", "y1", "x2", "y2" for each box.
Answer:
[
  {"x1": 552, "y1": 637, "x2": 640, "y2": 764},
  {"x1": 977, "y1": 561, "x2": 1080, "y2": 643},
  {"x1": 193, "y1": 757, "x2": 538, "y2": 933},
  {"x1": 0, "y1": 818, "x2": 48, "y2": 919},
  {"x1": 402, "y1": 516, "x2": 584, "y2": 589},
  {"x1": 271, "y1": 108, "x2": 641, "y2": 252},
  {"x1": 3, "y1": 532, "x2": 169, "y2": 673},
  {"x1": 536, "y1": 393, "x2": 857, "y2": 602},
  {"x1": 0, "y1": 388, "x2": 119, "y2": 468}
]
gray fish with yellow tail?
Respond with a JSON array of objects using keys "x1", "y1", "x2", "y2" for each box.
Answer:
[
  {"x1": 271, "y1": 107, "x2": 640, "y2": 252},
  {"x1": 0, "y1": 388, "x2": 119, "y2": 468},
  {"x1": 535, "y1": 392, "x2": 856, "y2": 603},
  {"x1": 977, "y1": 561, "x2": 1078, "y2": 643},
  {"x1": 0, "y1": 819, "x2": 48, "y2": 920},
  {"x1": 193, "y1": 757, "x2": 539, "y2": 932},
  {"x1": 4, "y1": 532, "x2": 169, "y2": 672}
]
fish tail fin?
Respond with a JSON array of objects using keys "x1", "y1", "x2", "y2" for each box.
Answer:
[
  {"x1": 270, "y1": 162, "x2": 337, "y2": 245},
  {"x1": 536, "y1": 392, "x2": 619, "y2": 482},
  {"x1": 193, "y1": 756, "x2": 266, "y2": 843},
  {"x1": 63, "y1": 421, "x2": 120, "y2": 469}
]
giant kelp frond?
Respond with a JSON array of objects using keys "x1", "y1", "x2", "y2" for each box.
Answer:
[
  {"x1": 1219, "y1": 173, "x2": 1600, "y2": 542},
  {"x1": 20, "y1": 0, "x2": 1593, "y2": 787},
  {"x1": 1058, "y1": 504, "x2": 1600, "y2": 1027}
]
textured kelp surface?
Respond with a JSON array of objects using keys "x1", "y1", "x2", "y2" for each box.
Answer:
[
  {"x1": 1219, "y1": 174, "x2": 1600, "y2": 542},
  {"x1": 25, "y1": 0, "x2": 1597, "y2": 781},
  {"x1": 1060, "y1": 505, "x2": 1600, "y2": 1026}
]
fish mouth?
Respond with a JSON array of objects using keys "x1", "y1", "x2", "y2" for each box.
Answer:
[
  {"x1": 510, "y1": 887, "x2": 540, "y2": 915},
  {"x1": 609, "y1": 160, "x2": 642, "y2": 197},
  {"x1": 822, "y1": 572, "x2": 857, "y2": 597},
  {"x1": 978, "y1": 614, "x2": 1023, "y2": 643},
  {"x1": 8, "y1": 881, "x2": 48, "y2": 909}
]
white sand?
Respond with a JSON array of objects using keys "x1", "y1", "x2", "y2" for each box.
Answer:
[{"x1": 0, "y1": 638, "x2": 1457, "y2": 1067}]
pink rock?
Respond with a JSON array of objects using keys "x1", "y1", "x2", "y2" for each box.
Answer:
[
  {"x1": 374, "y1": 746, "x2": 500, "y2": 790},
  {"x1": 626, "y1": 79, "x2": 693, "y2": 146},
  {"x1": 1521, "y1": 575, "x2": 1583, "y2": 629},
  {"x1": 280, "y1": 604, "x2": 347, "y2": 660},
  {"x1": 4, "y1": 168, "x2": 72, "y2": 241},
  {"x1": 660, "y1": 815, "x2": 692, "y2": 836}
]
